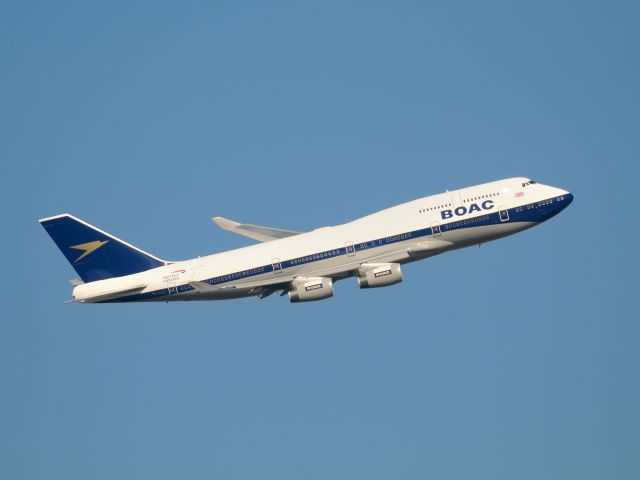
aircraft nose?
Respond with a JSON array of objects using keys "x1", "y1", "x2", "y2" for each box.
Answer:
[
  {"x1": 564, "y1": 192, "x2": 574, "y2": 206},
  {"x1": 554, "y1": 191, "x2": 574, "y2": 215},
  {"x1": 551, "y1": 186, "x2": 573, "y2": 206},
  {"x1": 538, "y1": 189, "x2": 573, "y2": 220}
]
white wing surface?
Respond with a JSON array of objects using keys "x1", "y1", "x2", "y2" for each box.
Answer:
[{"x1": 212, "y1": 217, "x2": 302, "y2": 242}]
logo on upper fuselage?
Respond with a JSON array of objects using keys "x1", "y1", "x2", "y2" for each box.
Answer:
[
  {"x1": 441, "y1": 199, "x2": 494, "y2": 220},
  {"x1": 70, "y1": 240, "x2": 109, "y2": 263}
]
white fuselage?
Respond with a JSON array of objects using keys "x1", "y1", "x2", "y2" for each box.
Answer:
[{"x1": 72, "y1": 177, "x2": 572, "y2": 303}]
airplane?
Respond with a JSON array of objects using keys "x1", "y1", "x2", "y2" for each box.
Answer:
[{"x1": 39, "y1": 177, "x2": 573, "y2": 304}]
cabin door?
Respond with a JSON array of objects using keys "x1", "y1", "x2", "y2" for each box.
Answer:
[
  {"x1": 272, "y1": 258, "x2": 283, "y2": 274},
  {"x1": 345, "y1": 241, "x2": 356, "y2": 257},
  {"x1": 499, "y1": 205, "x2": 509, "y2": 222}
]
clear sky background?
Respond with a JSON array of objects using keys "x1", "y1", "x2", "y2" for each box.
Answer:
[{"x1": 2, "y1": 1, "x2": 639, "y2": 478}]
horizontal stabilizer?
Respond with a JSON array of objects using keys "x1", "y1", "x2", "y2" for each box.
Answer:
[
  {"x1": 212, "y1": 217, "x2": 302, "y2": 243},
  {"x1": 78, "y1": 284, "x2": 147, "y2": 303}
]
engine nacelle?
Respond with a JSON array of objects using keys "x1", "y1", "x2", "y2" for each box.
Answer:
[
  {"x1": 288, "y1": 277, "x2": 334, "y2": 303},
  {"x1": 357, "y1": 263, "x2": 403, "y2": 288}
]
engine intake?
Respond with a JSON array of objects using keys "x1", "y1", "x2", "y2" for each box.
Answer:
[
  {"x1": 288, "y1": 277, "x2": 334, "y2": 303},
  {"x1": 357, "y1": 263, "x2": 403, "y2": 288}
]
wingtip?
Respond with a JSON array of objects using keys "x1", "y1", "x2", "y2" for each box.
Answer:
[{"x1": 212, "y1": 216, "x2": 241, "y2": 229}]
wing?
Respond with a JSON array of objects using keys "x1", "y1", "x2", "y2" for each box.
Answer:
[
  {"x1": 212, "y1": 217, "x2": 302, "y2": 242},
  {"x1": 189, "y1": 276, "x2": 295, "y2": 299}
]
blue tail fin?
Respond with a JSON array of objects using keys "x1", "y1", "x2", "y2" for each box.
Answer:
[{"x1": 39, "y1": 214, "x2": 168, "y2": 282}]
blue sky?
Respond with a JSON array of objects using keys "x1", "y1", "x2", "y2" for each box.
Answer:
[{"x1": 2, "y1": 1, "x2": 639, "y2": 478}]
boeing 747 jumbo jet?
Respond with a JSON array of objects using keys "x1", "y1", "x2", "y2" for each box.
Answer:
[{"x1": 40, "y1": 177, "x2": 573, "y2": 304}]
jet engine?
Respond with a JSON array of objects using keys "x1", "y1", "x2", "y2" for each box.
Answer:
[
  {"x1": 357, "y1": 263, "x2": 403, "y2": 288},
  {"x1": 288, "y1": 277, "x2": 334, "y2": 303}
]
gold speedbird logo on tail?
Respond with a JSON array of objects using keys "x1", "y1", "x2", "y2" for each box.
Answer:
[{"x1": 70, "y1": 240, "x2": 109, "y2": 263}]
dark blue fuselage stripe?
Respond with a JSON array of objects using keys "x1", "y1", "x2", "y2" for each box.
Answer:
[{"x1": 101, "y1": 195, "x2": 571, "y2": 302}]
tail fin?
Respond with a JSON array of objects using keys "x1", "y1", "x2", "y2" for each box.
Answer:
[{"x1": 39, "y1": 214, "x2": 168, "y2": 282}]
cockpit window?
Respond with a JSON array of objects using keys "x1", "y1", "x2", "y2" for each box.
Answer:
[
  {"x1": 529, "y1": 180, "x2": 536, "y2": 184},
  {"x1": 522, "y1": 179, "x2": 537, "y2": 187}
]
